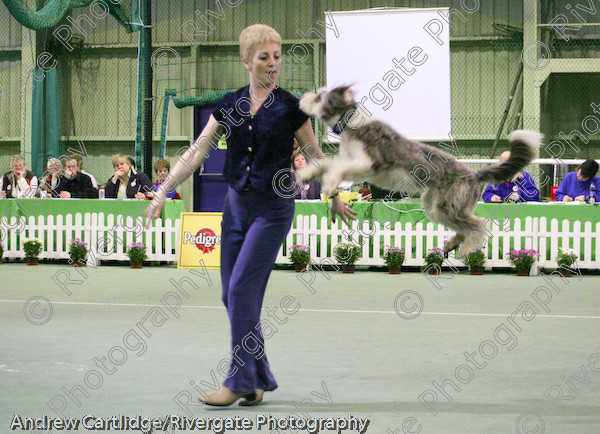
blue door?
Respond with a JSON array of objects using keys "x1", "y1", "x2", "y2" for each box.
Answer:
[{"x1": 193, "y1": 105, "x2": 228, "y2": 212}]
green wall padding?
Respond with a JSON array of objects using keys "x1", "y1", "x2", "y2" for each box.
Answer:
[
  {"x1": 134, "y1": 30, "x2": 144, "y2": 170},
  {"x1": 172, "y1": 89, "x2": 307, "y2": 109},
  {"x1": 1, "y1": 0, "x2": 141, "y2": 32},
  {"x1": 31, "y1": 70, "x2": 44, "y2": 177},
  {"x1": 45, "y1": 68, "x2": 59, "y2": 161},
  {"x1": 159, "y1": 91, "x2": 176, "y2": 160}
]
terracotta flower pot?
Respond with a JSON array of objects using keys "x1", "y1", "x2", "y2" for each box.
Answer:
[
  {"x1": 426, "y1": 266, "x2": 440, "y2": 275},
  {"x1": 470, "y1": 266, "x2": 484, "y2": 275},
  {"x1": 130, "y1": 261, "x2": 143, "y2": 268},
  {"x1": 388, "y1": 265, "x2": 402, "y2": 274},
  {"x1": 72, "y1": 262, "x2": 86, "y2": 267},
  {"x1": 0, "y1": 258, "x2": 3, "y2": 264},
  {"x1": 295, "y1": 263, "x2": 308, "y2": 272},
  {"x1": 516, "y1": 267, "x2": 531, "y2": 276},
  {"x1": 342, "y1": 264, "x2": 355, "y2": 273},
  {"x1": 558, "y1": 267, "x2": 572, "y2": 277},
  {"x1": 27, "y1": 257, "x2": 39, "y2": 266}
]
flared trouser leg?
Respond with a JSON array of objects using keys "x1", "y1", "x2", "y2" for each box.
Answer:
[{"x1": 219, "y1": 188, "x2": 294, "y2": 392}]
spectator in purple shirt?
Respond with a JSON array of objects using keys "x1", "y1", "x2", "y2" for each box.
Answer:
[
  {"x1": 482, "y1": 151, "x2": 540, "y2": 202},
  {"x1": 555, "y1": 159, "x2": 600, "y2": 202}
]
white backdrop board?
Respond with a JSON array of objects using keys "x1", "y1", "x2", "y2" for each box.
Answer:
[{"x1": 326, "y1": 8, "x2": 451, "y2": 141}]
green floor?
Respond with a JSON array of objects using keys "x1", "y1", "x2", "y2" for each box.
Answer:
[{"x1": 1, "y1": 263, "x2": 599, "y2": 433}]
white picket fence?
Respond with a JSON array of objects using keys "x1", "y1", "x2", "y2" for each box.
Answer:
[
  {"x1": 0, "y1": 213, "x2": 179, "y2": 264},
  {"x1": 277, "y1": 215, "x2": 600, "y2": 271},
  {"x1": 2, "y1": 212, "x2": 598, "y2": 271}
]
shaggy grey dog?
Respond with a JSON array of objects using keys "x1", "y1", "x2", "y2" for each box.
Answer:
[{"x1": 298, "y1": 86, "x2": 542, "y2": 257}]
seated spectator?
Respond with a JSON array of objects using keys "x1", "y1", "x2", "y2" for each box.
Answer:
[
  {"x1": 555, "y1": 159, "x2": 600, "y2": 202},
  {"x1": 53, "y1": 158, "x2": 98, "y2": 198},
  {"x1": 40, "y1": 158, "x2": 63, "y2": 195},
  {"x1": 105, "y1": 154, "x2": 153, "y2": 199},
  {"x1": 69, "y1": 153, "x2": 98, "y2": 189},
  {"x1": 482, "y1": 151, "x2": 540, "y2": 202},
  {"x1": 292, "y1": 151, "x2": 321, "y2": 200},
  {"x1": 0, "y1": 155, "x2": 39, "y2": 199},
  {"x1": 152, "y1": 159, "x2": 181, "y2": 199}
]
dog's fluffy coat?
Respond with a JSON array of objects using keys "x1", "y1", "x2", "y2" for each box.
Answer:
[{"x1": 298, "y1": 86, "x2": 542, "y2": 257}]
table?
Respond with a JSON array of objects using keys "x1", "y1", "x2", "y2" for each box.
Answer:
[
  {"x1": 0, "y1": 199, "x2": 186, "y2": 262},
  {"x1": 294, "y1": 201, "x2": 600, "y2": 227},
  {"x1": 0, "y1": 198, "x2": 185, "y2": 223},
  {"x1": 288, "y1": 201, "x2": 600, "y2": 269}
]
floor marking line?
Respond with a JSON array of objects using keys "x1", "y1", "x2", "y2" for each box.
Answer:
[{"x1": 1, "y1": 300, "x2": 599, "y2": 319}]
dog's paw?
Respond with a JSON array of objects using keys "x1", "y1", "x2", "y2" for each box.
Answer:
[
  {"x1": 456, "y1": 246, "x2": 469, "y2": 260},
  {"x1": 443, "y1": 240, "x2": 457, "y2": 254},
  {"x1": 458, "y1": 239, "x2": 482, "y2": 259}
]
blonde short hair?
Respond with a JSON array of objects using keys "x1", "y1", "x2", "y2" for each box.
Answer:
[
  {"x1": 47, "y1": 158, "x2": 63, "y2": 170},
  {"x1": 111, "y1": 154, "x2": 130, "y2": 167},
  {"x1": 10, "y1": 155, "x2": 25, "y2": 167},
  {"x1": 239, "y1": 24, "x2": 281, "y2": 62}
]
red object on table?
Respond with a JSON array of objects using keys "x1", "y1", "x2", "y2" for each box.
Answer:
[{"x1": 551, "y1": 186, "x2": 558, "y2": 201}]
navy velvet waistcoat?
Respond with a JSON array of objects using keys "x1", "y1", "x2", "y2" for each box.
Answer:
[{"x1": 212, "y1": 86, "x2": 308, "y2": 194}]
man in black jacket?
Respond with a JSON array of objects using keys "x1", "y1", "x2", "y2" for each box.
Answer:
[{"x1": 53, "y1": 158, "x2": 99, "y2": 198}]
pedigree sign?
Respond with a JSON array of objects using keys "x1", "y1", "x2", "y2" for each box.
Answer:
[{"x1": 178, "y1": 212, "x2": 222, "y2": 269}]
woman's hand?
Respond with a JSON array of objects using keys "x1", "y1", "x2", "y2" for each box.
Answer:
[
  {"x1": 112, "y1": 168, "x2": 128, "y2": 183},
  {"x1": 143, "y1": 191, "x2": 166, "y2": 229},
  {"x1": 330, "y1": 195, "x2": 357, "y2": 226}
]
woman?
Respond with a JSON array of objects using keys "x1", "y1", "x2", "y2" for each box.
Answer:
[
  {"x1": 40, "y1": 158, "x2": 63, "y2": 197},
  {"x1": 0, "y1": 155, "x2": 38, "y2": 199},
  {"x1": 145, "y1": 24, "x2": 355, "y2": 406},
  {"x1": 292, "y1": 151, "x2": 321, "y2": 200},
  {"x1": 105, "y1": 154, "x2": 153, "y2": 199},
  {"x1": 151, "y1": 159, "x2": 181, "y2": 199}
]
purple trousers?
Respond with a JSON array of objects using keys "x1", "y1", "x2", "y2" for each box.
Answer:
[{"x1": 220, "y1": 187, "x2": 295, "y2": 392}]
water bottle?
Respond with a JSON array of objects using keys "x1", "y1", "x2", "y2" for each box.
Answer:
[{"x1": 590, "y1": 183, "x2": 596, "y2": 204}]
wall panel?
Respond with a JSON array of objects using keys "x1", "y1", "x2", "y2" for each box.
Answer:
[
  {"x1": 0, "y1": 0, "x2": 530, "y2": 150},
  {"x1": 0, "y1": 55, "x2": 22, "y2": 139}
]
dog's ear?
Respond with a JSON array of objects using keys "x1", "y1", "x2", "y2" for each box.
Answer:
[
  {"x1": 338, "y1": 85, "x2": 355, "y2": 106},
  {"x1": 328, "y1": 85, "x2": 355, "y2": 108}
]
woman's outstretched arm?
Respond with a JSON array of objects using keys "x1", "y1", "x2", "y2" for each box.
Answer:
[{"x1": 144, "y1": 115, "x2": 224, "y2": 226}]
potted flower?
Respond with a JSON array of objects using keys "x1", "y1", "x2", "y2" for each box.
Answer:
[
  {"x1": 463, "y1": 250, "x2": 486, "y2": 275},
  {"x1": 424, "y1": 247, "x2": 444, "y2": 275},
  {"x1": 383, "y1": 246, "x2": 405, "y2": 274},
  {"x1": 69, "y1": 238, "x2": 88, "y2": 267},
  {"x1": 23, "y1": 238, "x2": 43, "y2": 265},
  {"x1": 556, "y1": 247, "x2": 578, "y2": 277},
  {"x1": 126, "y1": 242, "x2": 147, "y2": 268},
  {"x1": 333, "y1": 242, "x2": 362, "y2": 273},
  {"x1": 506, "y1": 249, "x2": 540, "y2": 276},
  {"x1": 289, "y1": 244, "x2": 311, "y2": 272}
]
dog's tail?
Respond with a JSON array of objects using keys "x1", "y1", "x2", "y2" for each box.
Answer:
[{"x1": 475, "y1": 130, "x2": 542, "y2": 183}]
